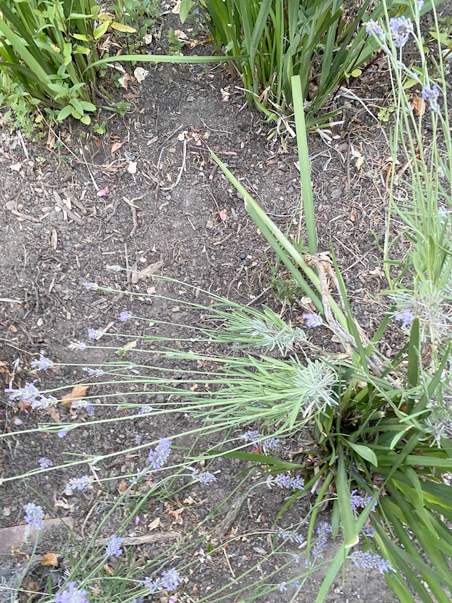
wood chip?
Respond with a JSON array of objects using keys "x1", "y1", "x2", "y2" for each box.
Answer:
[{"x1": 53, "y1": 191, "x2": 85, "y2": 225}]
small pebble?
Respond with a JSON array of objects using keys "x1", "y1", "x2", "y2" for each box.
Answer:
[{"x1": 239, "y1": 252, "x2": 247, "y2": 260}]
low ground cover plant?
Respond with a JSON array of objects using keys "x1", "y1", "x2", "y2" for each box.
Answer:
[{"x1": 2, "y1": 1, "x2": 452, "y2": 602}]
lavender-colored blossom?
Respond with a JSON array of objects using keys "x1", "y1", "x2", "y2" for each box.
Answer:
[
  {"x1": 82, "y1": 367, "x2": 104, "y2": 377},
  {"x1": 293, "y1": 580, "x2": 301, "y2": 590},
  {"x1": 30, "y1": 356, "x2": 54, "y2": 371},
  {"x1": 277, "y1": 527, "x2": 304, "y2": 545},
  {"x1": 418, "y1": 0, "x2": 424, "y2": 9},
  {"x1": 70, "y1": 341, "x2": 86, "y2": 350},
  {"x1": 106, "y1": 265, "x2": 122, "y2": 272},
  {"x1": 279, "y1": 582, "x2": 287, "y2": 592},
  {"x1": 365, "y1": 19, "x2": 384, "y2": 41},
  {"x1": 148, "y1": 438, "x2": 171, "y2": 470},
  {"x1": 242, "y1": 430, "x2": 260, "y2": 447},
  {"x1": 351, "y1": 490, "x2": 377, "y2": 513},
  {"x1": 31, "y1": 394, "x2": 57, "y2": 411},
  {"x1": 263, "y1": 437, "x2": 280, "y2": 452},
  {"x1": 351, "y1": 550, "x2": 396, "y2": 574},
  {"x1": 72, "y1": 400, "x2": 91, "y2": 410},
  {"x1": 55, "y1": 582, "x2": 88, "y2": 603},
  {"x1": 161, "y1": 568, "x2": 183, "y2": 591},
  {"x1": 362, "y1": 525, "x2": 376, "y2": 538},
  {"x1": 302, "y1": 313, "x2": 323, "y2": 327},
  {"x1": 311, "y1": 522, "x2": 331, "y2": 558},
  {"x1": 135, "y1": 434, "x2": 142, "y2": 445},
  {"x1": 82, "y1": 282, "x2": 98, "y2": 291},
  {"x1": 88, "y1": 328, "x2": 102, "y2": 340},
  {"x1": 267, "y1": 474, "x2": 305, "y2": 490},
  {"x1": 138, "y1": 405, "x2": 153, "y2": 415},
  {"x1": 142, "y1": 577, "x2": 163, "y2": 594},
  {"x1": 294, "y1": 555, "x2": 300, "y2": 564},
  {"x1": 389, "y1": 16, "x2": 413, "y2": 48},
  {"x1": 105, "y1": 534, "x2": 123, "y2": 557},
  {"x1": 422, "y1": 84, "x2": 440, "y2": 112},
  {"x1": 193, "y1": 470, "x2": 217, "y2": 485},
  {"x1": 23, "y1": 503, "x2": 45, "y2": 530},
  {"x1": 119, "y1": 310, "x2": 132, "y2": 322},
  {"x1": 395, "y1": 308, "x2": 415, "y2": 328},
  {"x1": 58, "y1": 430, "x2": 68, "y2": 438},
  {"x1": 67, "y1": 475, "x2": 91, "y2": 492},
  {"x1": 5, "y1": 382, "x2": 40, "y2": 404},
  {"x1": 38, "y1": 457, "x2": 53, "y2": 470}
]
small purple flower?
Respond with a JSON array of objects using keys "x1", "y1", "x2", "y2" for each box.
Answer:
[
  {"x1": 72, "y1": 400, "x2": 92, "y2": 412},
  {"x1": 67, "y1": 475, "x2": 91, "y2": 492},
  {"x1": 161, "y1": 568, "x2": 183, "y2": 591},
  {"x1": 58, "y1": 430, "x2": 68, "y2": 438},
  {"x1": 88, "y1": 328, "x2": 103, "y2": 340},
  {"x1": 242, "y1": 430, "x2": 260, "y2": 448},
  {"x1": 55, "y1": 582, "x2": 88, "y2": 603},
  {"x1": 279, "y1": 582, "x2": 287, "y2": 592},
  {"x1": 82, "y1": 367, "x2": 104, "y2": 377},
  {"x1": 351, "y1": 550, "x2": 396, "y2": 575},
  {"x1": 83, "y1": 281, "x2": 98, "y2": 291},
  {"x1": 142, "y1": 577, "x2": 163, "y2": 594},
  {"x1": 263, "y1": 437, "x2": 280, "y2": 452},
  {"x1": 278, "y1": 527, "x2": 304, "y2": 545},
  {"x1": 294, "y1": 555, "x2": 300, "y2": 564},
  {"x1": 395, "y1": 309, "x2": 415, "y2": 328},
  {"x1": 135, "y1": 434, "x2": 142, "y2": 444},
  {"x1": 418, "y1": 0, "x2": 424, "y2": 9},
  {"x1": 30, "y1": 356, "x2": 54, "y2": 371},
  {"x1": 302, "y1": 313, "x2": 323, "y2": 327},
  {"x1": 422, "y1": 84, "x2": 440, "y2": 112},
  {"x1": 23, "y1": 503, "x2": 45, "y2": 530},
  {"x1": 119, "y1": 310, "x2": 132, "y2": 322},
  {"x1": 106, "y1": 265, "x2": 122, "y2": 272},
  {"x1": 105, "y1": 534, "x2": 123, "y2": 557},
  {"x1": 389, "y1": 16, "x2": 413, "y2": 48},
  {"x1": 365, "y1": 19, "x2": 384, "y2": 41},
  {"x1": 193, "y1": 470, "x2": 217, "y2": 485},
  {"x1": 148, "y1": 438, "x2": 172, "y2": 470},
  {"x1": 38, "y1": 457, "x2": 53, "y2": 470},
  {"x1": 267, "y1": 474, "x2": 305, "y2": 490},
  {"x1": 311, "y1": 522, "x2": 331, "y2": 558},
  {"x1": 5, "y1": 382, "x2": 40, "y2": 404},
  {"x1": 138, "y1": 405, "x2": 153, "y2": 415},
  {"x1": 351, "y1": 490, "x2": 377, "y2": 513},
  {"x1": 70, "y1": 341, "x2": 86, "y2": 350},
  {"x1": 362, "y1": 525, "x2": 376, "y2": 538}
]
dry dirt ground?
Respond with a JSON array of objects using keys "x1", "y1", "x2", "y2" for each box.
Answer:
[{"x1": 0, "y1": 8, "x2": 437, "y2": 601}]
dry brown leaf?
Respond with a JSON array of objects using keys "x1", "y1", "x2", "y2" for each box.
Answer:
[
  {"x1": 47, "y1": 406, "x2": 61, "y2": 423},
  {"x1": 41, "y1": 552, "x2": 58, "y2": 566},
  {"x1": 148, "y1": 517, "x2": 160, "y2": 531},
  {"x1": 61, "y1": 385, "x2": 89, "y2": 409},
  {"x1": 111, "y1": 142, "x2": 123, "y2": 155},
  {"x1": 412, "y1": 96, "x2": 425, "y2": 117},
  {"x1": 118, "y1": 480, "x2": 128, "y2": 494},
  {"x1": 53, "y1": 498, "x2": 75, "y2": 511},
  {"x1": 169, "y1": 508, "x2": 184, "y2": 525},
  {"x1": 103, "y1": 563, "x2": 115, "y2": 575},
  {"x1": 131, "y1": 260, "x2": 164, "y2": 284}
]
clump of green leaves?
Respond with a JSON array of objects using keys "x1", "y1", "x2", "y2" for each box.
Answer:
[{"x1": 107, "y1": 0, "x2": 160, "y2": 38}]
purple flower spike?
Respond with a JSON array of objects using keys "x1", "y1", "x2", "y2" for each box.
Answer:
[
  {"x1": 23, "y1": 503, "x2": 45, "y2": 530},
  {"x1": 30, "y1": 356, "x2": 54, "y2": 371},
  {"x1": 302, "y1": 313, "x2": 323, "y2": 327},
  {"x1": 389, "y1": 16, "x2": 413, "y2": 48},
  {"x1": 105, "y1": 534, "x2": 123, "y2": 557},
  {"x1": 395, "y1": 309, "x2": 415, "y2": 328},
  {"x1": 366, "y1": 20, "x2": 384, "y2": 42},
  {"x1": 55, "y1": 582, "x2": 88, "y2": 603},
  {"x1": 119, "y1": 310, "x2": 132, "y2": 322},
  {"x1": 88, "y1": 328, "x2": 103, "y2": 340},
  {"x1": 422, "y1": 84, "x2": 440, "y2": 112},
  {"x1": 351, "y1": 550, "x2": 396, "y2": 575},
  {"x1": 148, "y1": 438, "x2": 172, "y2": 470},
  {"x1": 161, "y1": 568, "x2": 183, "y2": 591},
  {"x1": 38, "y1": 457, "x2": 53, "y2": 470}
]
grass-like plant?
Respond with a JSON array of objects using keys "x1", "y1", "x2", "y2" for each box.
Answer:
[
  {"x1": 3, "y1": 1, "x2": 452, "y2": 602},
  {"x1": 181, "y1": 0, "x2": 444, "y2": 127}
]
